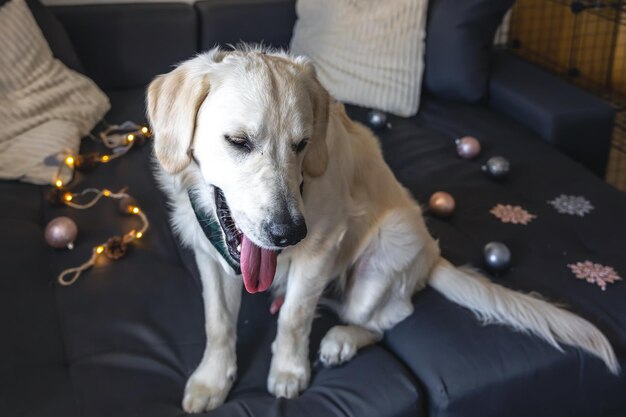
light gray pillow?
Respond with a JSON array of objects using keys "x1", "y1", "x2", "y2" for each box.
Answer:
[
  {"x1": 0, "y1": 0, "x2": 110, "y2": 185},
  {"x1": 290, "y1": 0, "x2": 428, "y2": 117}
]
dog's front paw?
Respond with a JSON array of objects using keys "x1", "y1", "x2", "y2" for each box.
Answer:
[
  {"x1": 319, "y1": 326, "x2": 358, "y2": 367},
  {"x1": 182, "y1": 358, "x2": 236, "y2": 413},
  {"x1": 267, "y1": 357, "x2": 310, "y2": 399}
]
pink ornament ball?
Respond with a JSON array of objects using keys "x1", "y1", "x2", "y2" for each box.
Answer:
[
  {"x1": 455, "y1": 136, "x2": 481, "y2": 159},
  {"x1": 45, "y1": 216, "x2": 78, "y2": 249}
]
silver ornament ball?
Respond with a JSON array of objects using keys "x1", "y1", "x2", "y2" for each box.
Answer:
[
  {"x1": 367, "y1": 110, "x2": 388, "y2": 130},
  {"x1": 482, "y1": 156, "x2": 510, "y2": 179},
  {"x1": 455, "y1": 136, "x2": 481, "y2": 159},
  {"x1": 483, "y1": 241, "x2": 511, "y2": 272},
  {"x1": 45, "y1": 216, "x2": 78, "y2": 249}
]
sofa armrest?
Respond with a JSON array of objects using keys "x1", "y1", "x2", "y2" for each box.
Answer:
[
  {"x1": 488, "y1": 51, "x2": 614, "y2": 176},
  {"x1": 195, "y1": 0, "x2": 296, "y2": 51}
]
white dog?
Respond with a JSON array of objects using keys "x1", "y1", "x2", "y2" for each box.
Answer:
[{"x1": 147, "y1": 46, "x2": 619, "y2": 413}]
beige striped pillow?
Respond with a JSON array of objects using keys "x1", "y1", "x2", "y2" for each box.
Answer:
[
  {"x1": 290, "y1": 0, "x2": 428, "y2": 117},
  {"x1": 0, "y1": 0, "x2": 109, "y2": 185}
]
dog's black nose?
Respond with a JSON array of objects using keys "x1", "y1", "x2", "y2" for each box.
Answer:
[{"x1": 266, "y1": 216, "x2": 307, "y2": 247}]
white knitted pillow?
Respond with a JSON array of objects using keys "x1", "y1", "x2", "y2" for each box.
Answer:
[
  {"x1": 0, "y1": 0, "x2": 110, "y2": 185},
  {"x1": 290, "y1": 0, "x2": 428, "y2": 117}
]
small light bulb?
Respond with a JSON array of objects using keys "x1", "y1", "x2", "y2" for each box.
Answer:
[
  {"x1": 55, "y1": 179, "x2": 63, "y2": 188},
  {"x1": 141, "y1": 127, "x2": 149, "y2": 134},
  {"x1": 131, "y1": 206, "x2": 140, "y2": 214},
  {"x1": 65, "y1": 156, "x2": 75, "y2": 166},
  {"x1": 136, "y1": 232, "x2": 143, "y2": 239},
  {"x1": 127, "y1": 134, "x2": 135, "y2": 142},
  {"x1": 96, "y1": 246, "x2": 105, "y2": 254},
  {"x1": 101, "y1": 155, "x2": 110, "y2": 163},
  {"x1": 64, "y1": 193, "x2": 73, "y2": 202},
  {"x1": 103, "y1": 189, "x2": 111, "y2": 197}
]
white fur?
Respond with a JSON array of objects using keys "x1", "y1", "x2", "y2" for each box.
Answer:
[
  {"x1": 429, "y1": 259, "x2": 620, "y2": 374},
  {"x1": 147, "y1": 46, "x2": 620, "y2": 413}
]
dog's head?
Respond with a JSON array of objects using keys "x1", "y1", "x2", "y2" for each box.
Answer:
[{"x1": 147, "y1": 47, "x2": 330, "y2": 291}]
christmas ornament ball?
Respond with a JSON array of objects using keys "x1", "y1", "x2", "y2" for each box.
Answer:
[
  {"x1": 483, "y1": 241, "x2": 511, "y2": 272},
  {"x1": 429, "y1": 191, "x2": 456, "y2": 217},
  {"x1": 482, "y1": 156, "x2": 510, "y2": 179},
  {"x1": 45, "y1": 216, "x2": 78, "y2": 249},
  {"x1": 455, "y1": 136, "x2": 481, "y2": 159},
  {"x1": 367, "y1": 110, "x2": 388, "y2": 130}
]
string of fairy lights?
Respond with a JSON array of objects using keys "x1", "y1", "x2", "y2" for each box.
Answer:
[
  {"x1": 45, "y1": 122, "x2": 153, "y2": 286},
  {"x1": 53, "y1": 123, "x2": 151, "y2": 188}
]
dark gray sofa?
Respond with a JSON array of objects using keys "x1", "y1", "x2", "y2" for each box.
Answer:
[{"x1": 1, "y1": 1, "x2": 625, "y2": 417}]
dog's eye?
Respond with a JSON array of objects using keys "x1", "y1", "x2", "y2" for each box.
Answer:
[
  {"x1": 293, "y1": 138, "x2": 309, "y2": 154},
  {"x1": 224, "y1": 135, "x2": 252, "y2": 152}
]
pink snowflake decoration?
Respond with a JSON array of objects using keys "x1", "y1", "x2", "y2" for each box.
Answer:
[
  {"x1": 490, "y1": 204, "x2": 536, "y2": 225},
  {"x1": 568, "y1": 261, "x2": 622, "y2": 291}
]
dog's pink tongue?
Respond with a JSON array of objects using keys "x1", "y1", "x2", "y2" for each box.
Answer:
[{"x1": 241, "y1": 235, "x2": 277, "y2": 294}]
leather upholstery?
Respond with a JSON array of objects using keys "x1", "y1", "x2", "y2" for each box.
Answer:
[
  {"x1": 0, "y1": 182, "x2": 75, "y2": 417},
  {"x1": 40, "y1": 92, "x2": 424, "y2": 417},
  {"x1": 49, "y1": 0, "x2": 615, "y2": 175},
  {"x1": 195, "y1": 0, "x2": 296, "y2": 51},
  {"x1": 2, "y1": 2, "x2": 625, "y2": 417},
  {"x1": 422, "y1": 0, "x2": 514, "y2": 102},
  {"x1": 51, "y1": 3, "x2": 197, "y2": 91},
  {"x1": 5, "y1": 86, "x2": 625, "y2": 417},
  {"x1": 346, "y1": 101, "x2": 626, "y2": 417},
  {"x1": 489, "y1": 51, "x2": 614, "y2": 177},
  {"x1": 25, "y1": 0, "x2": 85, "y2": 73}
]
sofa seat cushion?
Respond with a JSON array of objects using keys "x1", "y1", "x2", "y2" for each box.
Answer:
[
  {"x1": 41, "y1": 89, "x2": 424, "y2": 417},
  {"x1": 0, "y1": 182, "x2": 75, "y2": 417},
  {"x1": 343, "y1": 100, "x2": 626, "y2": 417}
]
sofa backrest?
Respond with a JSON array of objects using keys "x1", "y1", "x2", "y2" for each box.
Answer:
[
  {"x1": 51, "y1": 0, "x2": 509, "y2": 105},
  {"x1": 196, "y1": 0, "x2": 295, "y2": 52},
  {"x1": 52, "y1": 0, "x2": 298, "y2": 91},
  {"x1": 423, "y1": 0, "x2": 514, "y2": 103},
  {"x1": 52, "y1": 3, "x2": 198, "y2": 91}
]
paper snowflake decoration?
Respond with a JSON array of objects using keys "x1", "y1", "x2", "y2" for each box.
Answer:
[
  {"x1": 490, "y1": 204, "x2": 536, "y2": 225},
  {"x1": 548, "y1": 194, "x2": 594, "y2": 216},
  {"x1": 568, "y1": 261, "x2": 622, "y2": 291}
]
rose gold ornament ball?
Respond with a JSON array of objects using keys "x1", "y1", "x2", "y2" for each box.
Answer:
[
  {"x1": 45, "y1": 216, "x2": 78, "y2": 249},
  {"x1": 429, "y1": 191, "x2": 456, "y2": 217},
  {"x1": 455, "y1": 136, "x2": 481, "y2": 159}
]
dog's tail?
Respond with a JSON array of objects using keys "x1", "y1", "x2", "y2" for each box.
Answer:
[{"x1": 428, "y1": 258, "x2": 620, "y2": 374}]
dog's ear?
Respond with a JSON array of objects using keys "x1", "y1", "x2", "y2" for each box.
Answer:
[
  {"x1": 146, "y1": 58, "x2": 214, "y2": 174},
  {"x1": 303, "y1": 68, "x2": 330, "y2": 177}
]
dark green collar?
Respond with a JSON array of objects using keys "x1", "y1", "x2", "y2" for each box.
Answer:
[{"x1": 187, "y1": 190, "x2": 241, "y2": 275}]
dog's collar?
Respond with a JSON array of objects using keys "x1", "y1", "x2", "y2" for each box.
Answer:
[{"x1": 187, "y1": 190, "x2": 241, "y2": 275}]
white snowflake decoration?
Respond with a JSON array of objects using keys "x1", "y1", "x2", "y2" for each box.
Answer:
[{"x1": 548, "y1": 194, "x2": 594, "y2": 217}]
